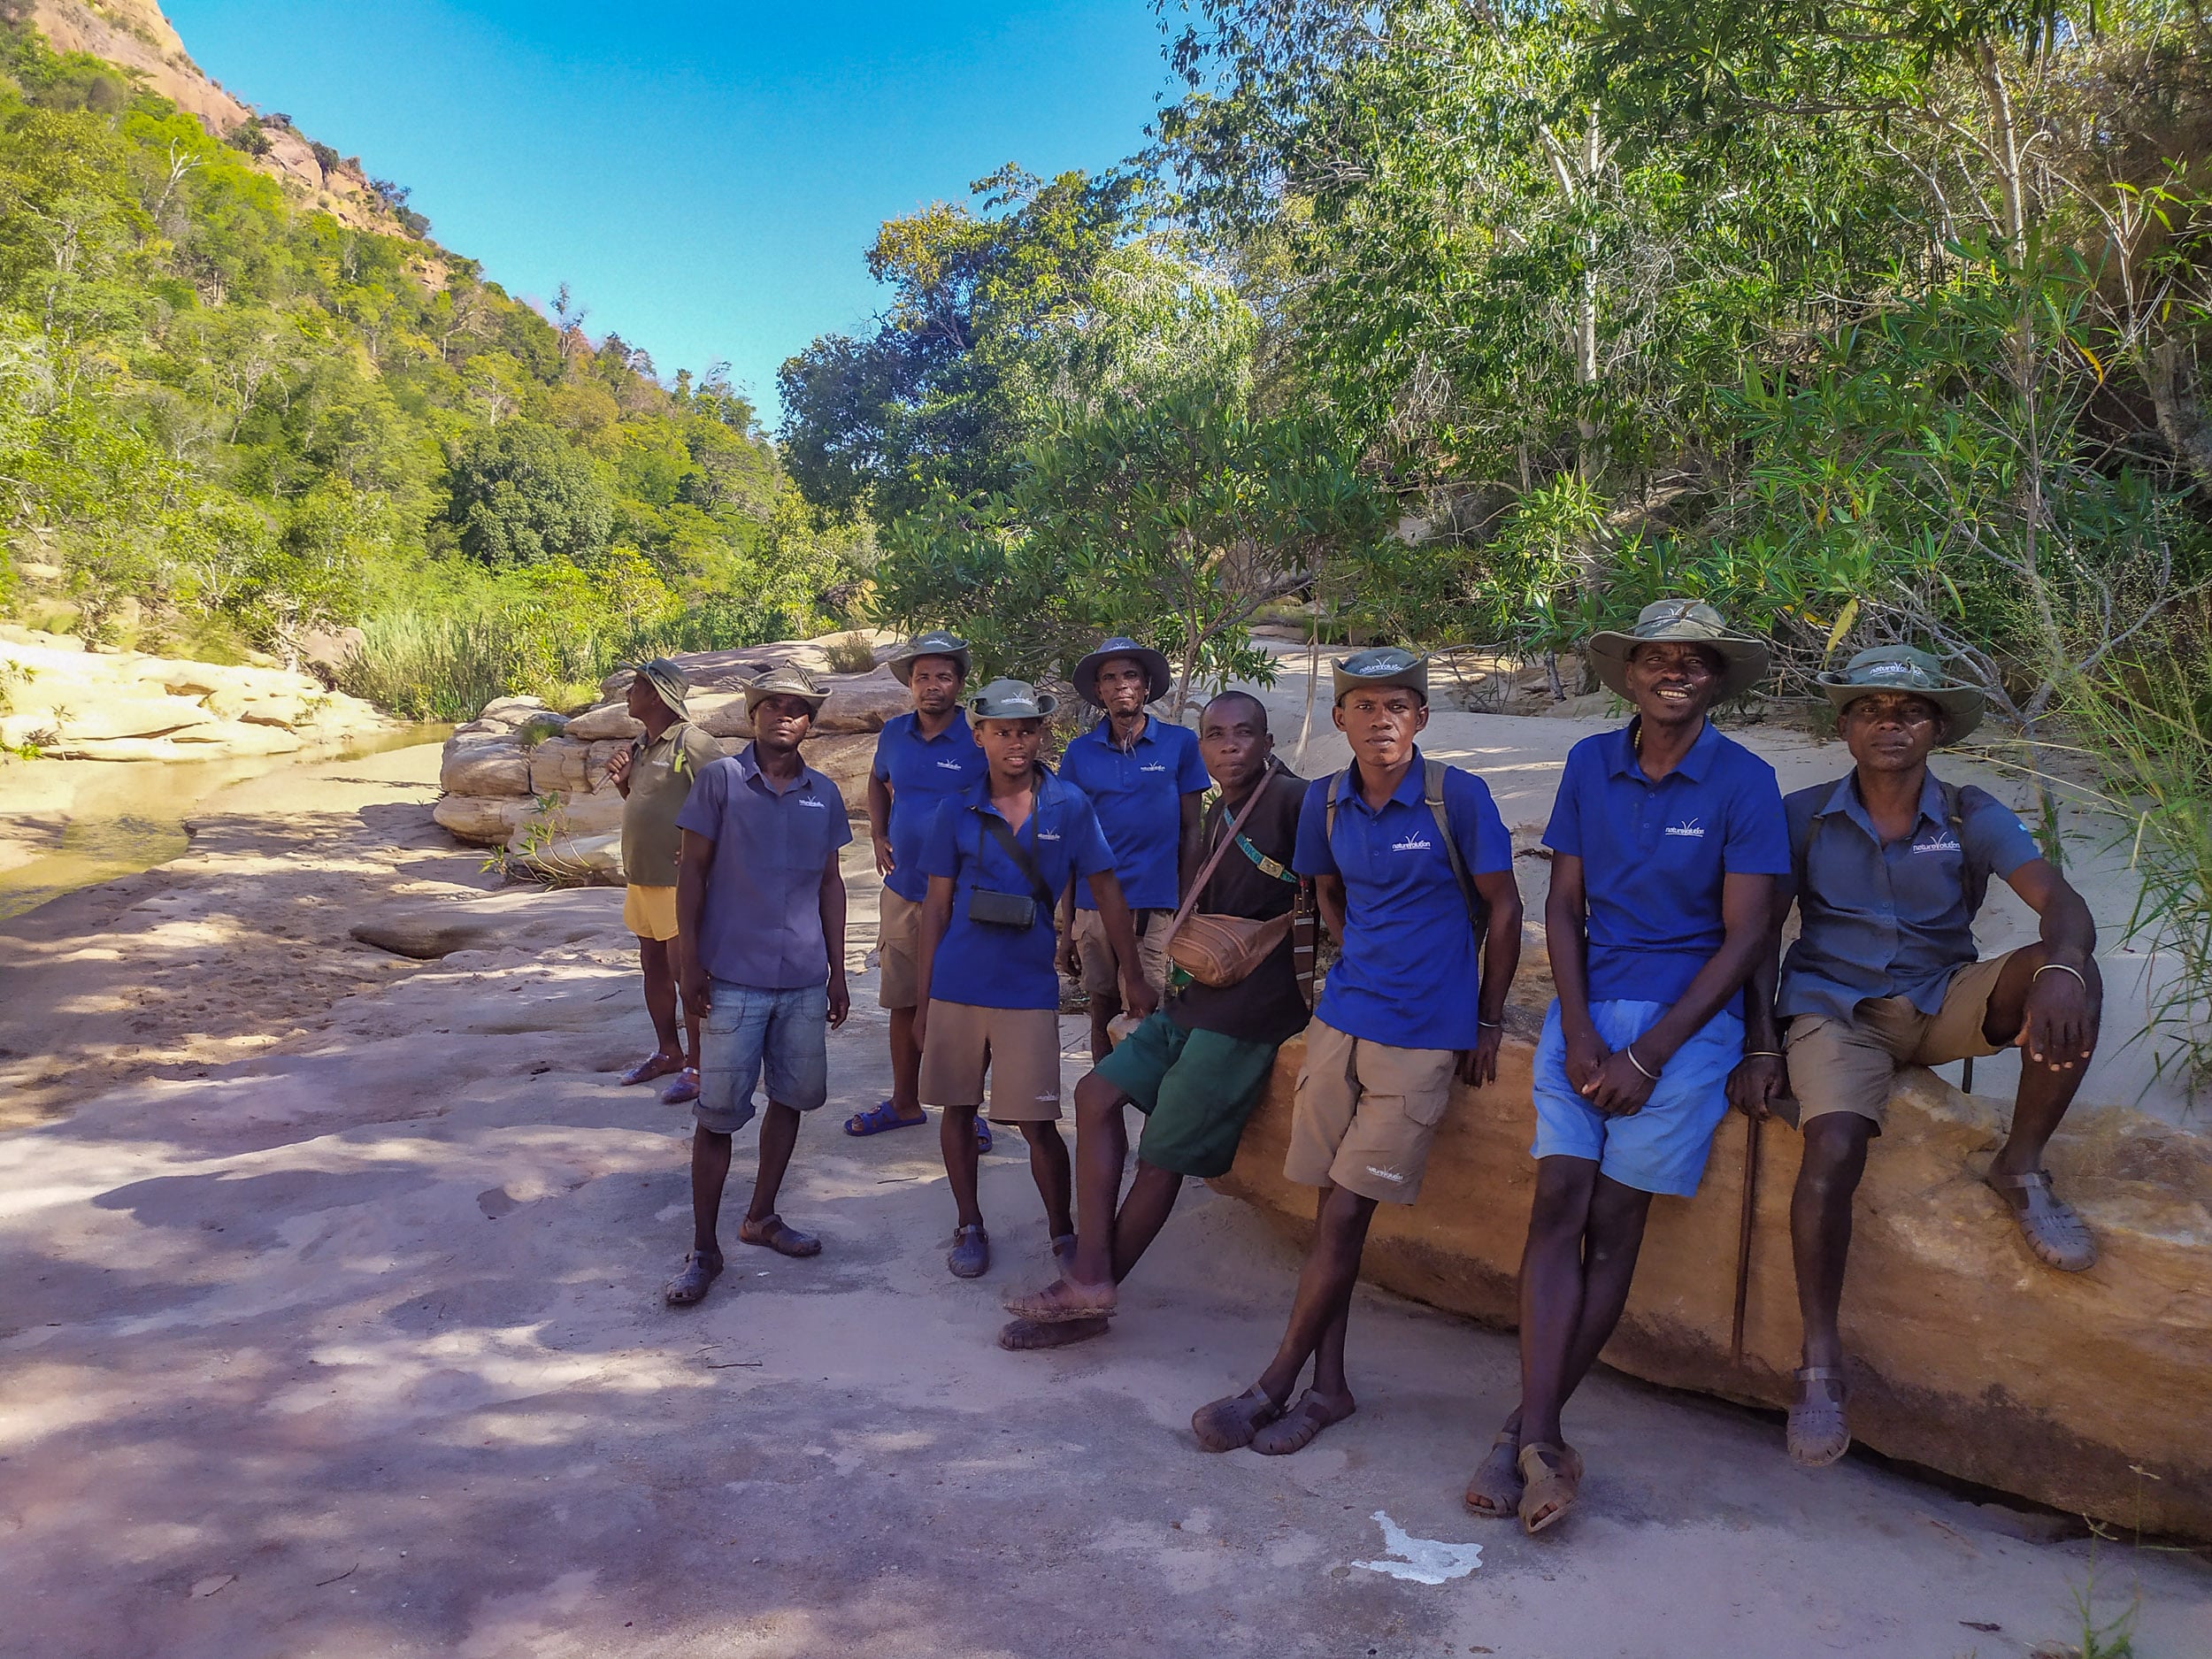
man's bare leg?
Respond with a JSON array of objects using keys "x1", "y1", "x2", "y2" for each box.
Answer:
[
  {"x1": 886, "y1": 1006, "x2": 926, "y2": 1125},
  {"x1": 1021, "y1": 1121, "x2": 1074, "y2": 1240},
  {"x1": 1984, "y1": 943, "x2": 2101, "y2": 1187},
  {"x1": 1512, "y1": 1159, "x2": 1655, "y2": 1448},
  {"x1": 941, "y1": 1102, "x2": 985, "y2": 1230},
  {"x1": 1087, "y1": 991, "x2": 1121, "y2": 1068},
  {"x1": 1069, "y1": 1072, "x2": 1132, "y2": 1288},
  {"x1": 689, "y1": 1125, "x2": 733, "y2": 1259},
  {"x1": 626, "y1": 937, "x2": 685, "y2": 1081},
  {"x1": 1254, "y1": 1184, "x2": 1375, "y2": 1409},
  {"x1": 737, "y1": 1101, "x2": 822, "y2": 1256}
]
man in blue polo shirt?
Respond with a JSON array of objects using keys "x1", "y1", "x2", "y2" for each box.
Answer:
[
  {"x1": 663, "y1": 664, "x2": 854, "y2": 1310},
  {"x1": 849, "y1": 631, "x2": 987, "y2": 1140},
  {"x1": 1058, "y1": 635, "x2": 1210, "y2": 1064},
  {"x1": 1192, "y1": 648, "x2": 1521, "y2": 1461},
  {"x1": 1463, "y1": 601, "x2": 1786, "y2": 1536},
  {"x1": 914, "y1": 679, "x2": 1157, "y2": 1281}
]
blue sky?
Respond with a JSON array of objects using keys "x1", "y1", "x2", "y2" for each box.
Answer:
[{"x1": 165, "y1": 1, "x2": 1176, "y2": 423}]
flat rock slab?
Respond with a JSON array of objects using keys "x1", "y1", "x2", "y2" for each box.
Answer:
[{"x1": 349, "y1": 889, "x2": 622, "y2": 959}]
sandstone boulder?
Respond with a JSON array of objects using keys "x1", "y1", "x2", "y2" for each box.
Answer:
[
  {"x1": 527, "y1": 737, "x2": 592, "y2": 796},
  {"x1": 563, "y1": 703, "x2": 646, "y2": 741},
  {"x1": 440, "y1": 740, "x2": 531, "y2": 797},
  {"x1": 349, "y1": 890, "x2": 616, "y2": 958},
  {"x1": 1214, "y1": 1026, "x2": 2212, "y2": 1540},
  {"x1": 432, "y1": 795, "x2": 529, "y2": 844},
  {"x1": 477, "y1": 695, "x2": 557, "y2": 727}
]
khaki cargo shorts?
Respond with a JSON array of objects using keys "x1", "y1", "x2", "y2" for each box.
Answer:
[
  {"x1": 1786, "y1": 950, "x2": 2018, "y2": 1132},
  {"x1": 918, "y1": 999, "x2": 1066, "y2": 1123},
  {"x1": 878, "y1": 887, "x2": 922, "y2": 1010},
  {"x1": 1285, "y1": 1018, "x2": 1457, "y2": 1204},
  {"x1": 1071, "y1": 906, "x2": 1172, "y2": 999}
]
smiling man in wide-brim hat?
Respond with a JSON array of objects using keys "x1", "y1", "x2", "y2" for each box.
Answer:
[
  {"x1": 1815, "y1": 644, "x2": 1985, "y2": 742},
  {"x1": 1586, "y1": 600, "x2": 1770, "y2": 704},
  {"x1": 888, "y1": 630, "x2": 973, "y2": 687},
  {"x1": 1072, "y1": 636, "x2": 1172, "y2": 709}
]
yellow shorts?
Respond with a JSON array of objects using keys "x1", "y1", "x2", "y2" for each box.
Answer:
[
  {"x1": 879, "y1": 887, "x2": 922, "y2": 1010},
  {"x1": 1071, "y1": 906, "x2": 1172, "y2": 999},
  {"x1": 1285, "y1": 1018, "x2": 1457, "y2": 1204},
  {"x1": 623, "y1": 883, "x2": 679, "y2": 942},
  {"x1": 1786, "y1": 950, "x2": 2017, "y2": 1131}
]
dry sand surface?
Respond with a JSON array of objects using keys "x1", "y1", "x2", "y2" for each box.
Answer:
[{"x1": 4, "y1": 739, "x2": 2209, "y2": 1657}]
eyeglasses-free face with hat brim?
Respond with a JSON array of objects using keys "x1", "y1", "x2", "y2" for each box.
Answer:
[{"x1": 1586, "y1": 600, "x2": 1770, "y2": 704}]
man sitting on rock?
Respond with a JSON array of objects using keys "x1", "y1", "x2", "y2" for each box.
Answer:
[
  {"x1": 1192, "y1": 649, "x2": 1520, "y2": 1459},
  {"x1": 1465, "y1": 602, "x2": 1785, "y2": 1534},
  {"x1": 999, "y1": 691, "x2": 1310, "y2": 1352},
  {"x1": 605, "y1": 657, "x2": 724, "y2": 1105},
  {"x1": 663, "y1": 664, "x2": 853, "y2": 1306},
  {"x1": 1730, "y1": 645, "x2": 2101, "y2": 1469},
  {"x1": 912, "y1": 679, "x2": 1156, "y2": 1280},
  {"x1": 848, "y1": 631, "x2": 989, "y2": 1143},
  {"x1": 1057, "y1": 636, "x2": 1209, "y2": 1065}
]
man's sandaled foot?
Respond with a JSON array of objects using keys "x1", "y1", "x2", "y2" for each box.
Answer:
[
  {"x1": 1004, "y1": 1275, "x2": 1117, "y2": 1324},
  {"x1": 1517, "y1": 1441, "x2": 1583, "y2": 1535},
  {"x1": 947, "y1": 1224, "x2": 990, "y2": 1279},
  {"x1": 1192, "y1": 1385, "x2": 1282, "y2": 1453},
  {"x1": 663, "y1": 1249, "x2": 724, "y2": 1307},
  {"x1": 844, "y1": 1100, "x2": 927, "y2": 1136},
  {"x1": 659, "y1": 1066, "x2": 700, "y2": 1105},
  {"x1": 998, "y1": 1314, "x2": 1110, "y2": 1351},
  {"x1": 621, "y1": 1051, "x2": 683, "y2": 1087},
  {"x1": 1251, "y1": 1388, "x2": 1355, "y2": 1456},
  {"x1": 738, "y1": 1214, "x2": 821, "y2": 1258},
  {"x1": 1991, "y1": 1168, "x2": 2097, "y2": 1271},
  {"x1": 1464, "y1": 1430, "x2": 1525, "y2": 1517},
  {"x1": 1788, "y1": 1366, "x2": 1850, "y2": 1468}
]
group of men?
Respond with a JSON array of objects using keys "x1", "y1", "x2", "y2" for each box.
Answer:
[{"x1": 607, "y1": 602, "x2": 2103, "y2": 1535}]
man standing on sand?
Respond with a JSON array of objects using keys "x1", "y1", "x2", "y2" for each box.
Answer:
[
  {"x1": 1731, "y1": 645, "x2": 2101, "y2": 1470},
  {"x1": 606, "y1": 657, "x2": 724, "y2": 1106},
  {"x1": 1463, "y1": 601, "x2": 1785, "y2": 1536},
  {"x1": 913, "y1": 679, "x2": 1156, "y2": 1280},
  {"x1": 1057, "y1": 636, "x2": 1209, "y2": 1064},
  {"x1": 663, "y1": 664, "x2": 853, "y2": 1308},
  {"x1": 1193, "y1": 649, "x2": 1521, "y2": 1459},
  {"x1": 846, "y1": 631, "x2": 989, "y2": 1143},
  {"x1": 1000, "y1": 691, "x2": 1310, "y2": 1352}
]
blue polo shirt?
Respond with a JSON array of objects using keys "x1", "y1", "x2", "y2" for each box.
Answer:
[
  {"x1": 872, "y1": 710, "x2": 987, "y2": 902},
  {"x1": 1293, "y1": 752, "x2": 1512, "y2": 1050},
  {"x1": 674, "y1": 747, "x2": 854, "y2": 990},
  {"x1": 1780, "y1": 771, "x2": 2040, "y2": 1025},
  {"x1": 1542, "y1": 720, "x2": 1788, "y2": 1006},
  {"x1": 918, "y1": 769, "x2": 1117, "y2": 1010},
  {"x1": 1058, "y1": 715, "x2": 1209, "y2": 911}
]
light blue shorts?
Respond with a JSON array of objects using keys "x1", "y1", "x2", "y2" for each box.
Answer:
[
  {"x1": 696, "y1": 979, "x2": 829, "y2": 1133},
  {"x1": 1529, "y1": 998, "x2": 1742, "y2": 1196}
]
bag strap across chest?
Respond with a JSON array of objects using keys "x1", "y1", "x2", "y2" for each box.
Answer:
[{"x1": 976, "y1": 804, "x2": 1055, "y2": 909}]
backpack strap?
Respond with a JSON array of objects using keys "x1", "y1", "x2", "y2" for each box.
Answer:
[
  {"x1": 1424, "y1": 758, "x2": 1486, "y2": 941},
  {"x1": 1938, "y1": 777, "x2": 1993, "y2": 916}
]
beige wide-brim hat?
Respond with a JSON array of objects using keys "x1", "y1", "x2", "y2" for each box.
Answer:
[
  {"x1": 742, "y1": 664, "x2": 829, "y2": 715},
  {"x1": 968, "y1": 678, "x2": 1057, "y2": 719},
  {"x1": 1817, "y1": 645, "x2": 1985, "y2": 743},
  {"x1": 888, "y1": 630, "x2": 972, "y2": 687},
  {"x1": 1586, "y1": 600, "x2": 1770, "y2": 703},
  {"x1": 1331, "y1": 646, "x2": 1429, "y2": 704}
]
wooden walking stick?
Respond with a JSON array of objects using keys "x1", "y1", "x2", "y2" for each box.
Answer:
[{"x1": 1730, "y1": 1112, "x2": 1763, "y2": 1369}]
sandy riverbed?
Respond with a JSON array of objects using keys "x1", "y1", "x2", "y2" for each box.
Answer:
[{"x1": 3, "y1": 738, "x2": 2208, "y2": 1655}]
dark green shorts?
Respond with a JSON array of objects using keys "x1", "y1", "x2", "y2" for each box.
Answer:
[{"x1": 1093, "y1": 1010, "x2": 1285, "y2": 1179}]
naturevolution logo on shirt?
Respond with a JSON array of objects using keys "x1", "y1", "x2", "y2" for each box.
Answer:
[
  {"x1": 1390, "y1": 835, "x2": 1433, "y2": 853},
  {"x1": 1913, "y1": 834, "x2": 1962, "y2": 855},
  {"x1": 1664, "y1": 818, "x2": 1707, "y2": 839}
]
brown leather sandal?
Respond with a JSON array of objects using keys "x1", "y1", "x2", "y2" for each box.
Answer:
[
  {"x1": 1787, "y1": 1365, "x2": 1851, "y2": 1467},
  {"x1": 1191, "y1": 1385, "x2": 1281, "y2": 1453},
  {"x1": 1464, "y1": 1430, "x2": 1525, "y2": 1517},
  {"x1": 737, "y1": 1214, "x2": 821, "y2": 1258},
  {"x1": 1517, "y1": 1441, "x2": 1584, "y2": 1534}
]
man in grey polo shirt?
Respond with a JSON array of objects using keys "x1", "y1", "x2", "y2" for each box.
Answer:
[{"x1": 664, "y1": 664, "x2": 854, "y2": 1308}]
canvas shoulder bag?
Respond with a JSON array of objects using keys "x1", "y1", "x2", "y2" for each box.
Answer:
[
  {"x1": 969, "y1": 806, "x2": 1055, "y2": 930},
  {"x1": 1161, "y1": 774, "x2": 1295, "y2": 988}
]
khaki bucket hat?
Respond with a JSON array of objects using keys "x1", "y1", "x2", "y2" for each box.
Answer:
[
  {"x1": 889, "y1": 629, "x2": 972, "y2": 687},
  {"x1": 742, "y1": 663, "x2": 829, "y2": 716},
  {"x1": 968, "y1": 678, "x2": 1057, "y2": 719},
  {"x1": 1332, "y1": 646, "x2": 1429, "y2": 705},
  {"x1": 1586, "y1": 600, "x2": 1770, "y2": 703},
  {"x1": 1818, "y1": 645, "x2": 1985, "y2": 743},
  {"x1": 619, "y1": 657, "x2": 691, "y2": 718}
]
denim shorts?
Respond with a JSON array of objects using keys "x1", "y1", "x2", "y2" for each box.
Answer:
[
  {"x1": 696, "y1": 979, "x2": 829, "y2": 1133},
  {"x1": 1529, "y1": 998, "x2": 1742, "y2": 1196}
]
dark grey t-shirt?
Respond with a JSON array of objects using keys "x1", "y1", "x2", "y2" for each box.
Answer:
[
  {"x1": 673, "y1": 746, "x2": 853, "y2": 989},
  {"x1": 1166, "y1": 765, "x2": 1311, "y2": 1048}
]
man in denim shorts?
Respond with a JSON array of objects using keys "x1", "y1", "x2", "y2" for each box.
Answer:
[
  {"x1": 1463, "y1": 602, "x2": 1787, "y2": 1535},
  {"x1": 663, "y1": 664, "x2": 854, "y2": 1307}
]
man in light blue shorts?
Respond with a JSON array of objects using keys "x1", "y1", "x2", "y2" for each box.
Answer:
[
  {"x1": 1463, "y1": 601, "x2": 1787, "y2": 1535},
  {"x1": 663, "y1": 664, "x2": 854, "y2": 1308}
]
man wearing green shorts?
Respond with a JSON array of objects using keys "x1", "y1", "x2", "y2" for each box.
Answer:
[{"x1": 999, "y1": 690, "x2": 1309, "y2": 1350}]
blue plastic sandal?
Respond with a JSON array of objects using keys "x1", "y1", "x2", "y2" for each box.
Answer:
[
  {"x1": 976, "y1": 1118, "x2": 994, "y2": 1155},
  {"x1": 844, "y1": 1100, "x2": 927, "y2": 1137}
]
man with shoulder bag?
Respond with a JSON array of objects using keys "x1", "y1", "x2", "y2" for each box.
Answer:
[{"x1": 999, "y1": 691, "x2": 1312, "y2": 1351}]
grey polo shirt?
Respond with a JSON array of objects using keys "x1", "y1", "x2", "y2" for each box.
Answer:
[
  {"x1": 674, "y1": 746, "x2": 853, "y2": 990},
  {"x1": 1779, "y1": 770, "x2": 2040, "y2": 1025}
]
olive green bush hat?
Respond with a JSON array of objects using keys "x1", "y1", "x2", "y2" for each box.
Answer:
[
  {"x1": 619, "y1": 657, "x2": 691, "y2": 718},
  {"x1": 1073, "y1": 636, "x2": 1172, "y2": 707},
  {"x1": 889, "y1": 630, "x2": 972, "y2": 687},
  {"x1": 1332, "y1": 646, "x2": 1429, "y2": 705},
  {"x1": 1586, "y1": 600, "x2": 1770, "y2": 703},
  {"x1": 1818, "y1": 645, "x2": 1985, "y2": 742},
  {"x1": 968, "y1": 678, "x2": 1057, "y2": 719},
  {"x1": 742, "y1": 663, "x2": 829, "y2": 716}
]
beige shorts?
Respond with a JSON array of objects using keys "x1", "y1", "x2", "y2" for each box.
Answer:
[
  {"x1": 623, "y1": 884, "x2": 679, "y2": 942},
  {"x1": 1786, "y1": 950, "x2": 2018, "y2": 1131},
  {"x1": 1285, "y1": 1018, "x2": 1458, "y2": 1204},
  {"x1": 918, "y1": 999, "x2": 1065, "y2": 1123},
  {"x1": 1072, "y1": 906, "x2": 1172, "y2": 999},
  {"x1": 878, "y1": 888, "x2": 922, "y2": 1010}
]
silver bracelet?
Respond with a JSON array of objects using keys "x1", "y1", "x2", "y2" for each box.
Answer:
[
  {"x1": 1742, "y1": 1049, "x2": 1784, "y2": 1059},
  {"x1": 1624, "y1": 1042, "x2": 1662, "y2": 1082},
  {"x1": 1479, "y1": 1019, "x2": 1503, "y2": 1030},
  {"x1": 2032, "y1": 962, "x2": 2090, "y2": 990}
]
